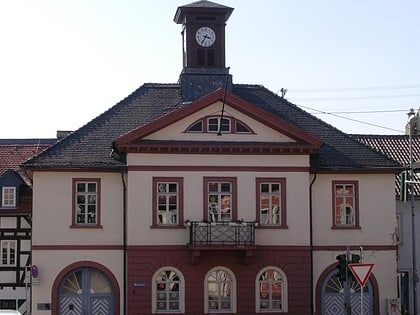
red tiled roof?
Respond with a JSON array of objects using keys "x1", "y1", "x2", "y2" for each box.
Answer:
[
  {"x1": 351, "y1": 134, "x2": 420, "y2": 168},
  {"x1": 351, "y1": 134, "x2": 420, "y2": 196},
  {"x1": 0, "y1": 140, "x2": 55, "y2": 176}
]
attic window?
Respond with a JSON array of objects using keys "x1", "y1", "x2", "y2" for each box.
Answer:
[
  {"x1": 2, "y1": 187, "x2": 16, "y2": 208},
  {"x1": 185, "y1": 116, "x2": 254, "y2": 134}
]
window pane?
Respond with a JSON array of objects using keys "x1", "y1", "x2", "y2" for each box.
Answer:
[
  {"x1": 77, "y1": 183, "x2": 85, "y2": 192},
  {"x1": 208, "y1": 118, "x2": 219, "y2": 131},
  {"x1": 87, "y1": 183, "x2": 96, "y2": 192},
  {"x1": 188, "y1": 121, "x2": 203, "y2": 132}
]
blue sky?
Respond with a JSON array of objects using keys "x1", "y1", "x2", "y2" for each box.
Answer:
[{"x1": 1, "y1": 0, "x2": 419, "y2": 138}]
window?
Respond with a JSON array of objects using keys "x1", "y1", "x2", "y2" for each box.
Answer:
[
  {"x1": 152, "y1": 267, "x2": 185, "y2": 313},
  {"x1": 1, "y1": 240, "x2": 16, "y2": 266},
  {"x1": 256, "y1": 267, "x2": 288, "y2": 312},
  {"x1": 2, "y1": 187, "x2": 16, "y2": 207},
  {"x1": 332, "y1": 181, "x2": 359, "y2": 228},
  {"x1": 208, "y1": 117, "x2": 230, "y2": 133},
  {"x1": 256, "y1": 178, "x2": 287, "y2": 228},
  {"x1": 185, "y1": 116, "x2": 253, "y2": 134},
  {"x1": 72, "y1": 179, "x2": 101, "y2": 227},
  {"x1": 152, "y1": 177, "x2": 184, "y2": 227},
  {"x1": 0, "y1": 299, "x2": 16, "y2": 310},
  {"x1": 205, "y1": 177, "x2": 237, "y2": 222},
  {"x1": 205, "y1": 267, "x2": 236, "y2": 313}
]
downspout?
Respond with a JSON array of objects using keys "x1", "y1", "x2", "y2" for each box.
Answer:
[
  {"x1": 121, "y1": 171, "x2": 127, "y2": 315},
  {"x1": 309, "y1": 172, "x2": 317, "y2": 315}
]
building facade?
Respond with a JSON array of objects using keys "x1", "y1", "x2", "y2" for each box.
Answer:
[
  {"x1": 25, "y1": 1, "x2": 402, "y2": 314},
  {"x1": 0, "y1": 138, "x2": 55, "y2": 313}
]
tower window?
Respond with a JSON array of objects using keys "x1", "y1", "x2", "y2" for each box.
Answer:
[
  {"x1": 197, "y1": 49, "x2": 205, "y2": 67},
  {"x1": 207, "y1": 49, "x2": 215, "y2": 66},
  {"x1": 197, "y1": 49, "x2": 215, "y2": 67}
]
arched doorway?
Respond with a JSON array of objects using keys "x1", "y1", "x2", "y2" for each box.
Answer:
[
  {"x1": 58, "y1": 267, "x2": 113, "y2": 315},
  {"x1": 52, "y1": 261, "x2": 120, "y2": 315},
  {"x1": 320, "y1": 268, "x2": 375, "y2": 315}
]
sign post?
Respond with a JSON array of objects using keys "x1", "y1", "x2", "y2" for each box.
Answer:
[{"x1": 348, "y1": 263, "x2": 374, "y2": 315}]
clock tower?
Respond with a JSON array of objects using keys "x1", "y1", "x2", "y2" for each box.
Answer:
[
  {"x1": 174, "y1": 0, "x2": 234, "y2": 101},
  {"x1": 174, "y1": 0, "x2": 233, "y2": 69}
]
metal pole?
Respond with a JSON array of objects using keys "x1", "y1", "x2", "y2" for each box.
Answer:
[
  {"x1": 346, "y1": 247, "x2": 351, "y2": 315},
  {"x1": 408, "y1": 109, "x2": 418, "y2": 315},
  {"x1": 361, "y1": 284, "x2": 364, "y2": 315}
]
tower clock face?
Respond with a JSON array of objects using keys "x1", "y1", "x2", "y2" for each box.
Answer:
[{"x1": 195, "y1": 26, "x2": 216, "y2": 47}]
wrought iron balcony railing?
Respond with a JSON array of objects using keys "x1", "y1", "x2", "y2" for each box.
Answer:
[{"x1": 186, "y1": 220, "x2": 257, "y2": 246}]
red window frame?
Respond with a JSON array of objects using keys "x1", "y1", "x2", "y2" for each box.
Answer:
[
  {"x1": 256, "y1": 178, "x2": 287, "y2": 228},
  {"x1": 152, "y1": 177, "x2": 184, "y2": 228},
  {"x1": 332, "y1": 180, "x2": 360, "y2": 229},
  {"x1": 71, "y1": 178, "x2": 102, "y2": 228},
  {"x1": 203, "y1": 177, "x2": 237, "y2": 222}
]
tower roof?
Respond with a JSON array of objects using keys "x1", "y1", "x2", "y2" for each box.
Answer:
[{"x1": 174, "y1": 0, "x2": 233, "y2": 24}]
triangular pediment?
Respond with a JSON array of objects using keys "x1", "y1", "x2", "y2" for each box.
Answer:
[{"x1": 115, "y1": 89, "x2": 323, "y2": 154}]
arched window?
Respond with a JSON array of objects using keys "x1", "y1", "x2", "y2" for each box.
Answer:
[
  {"x1": 185, "y1": 115, "x2": 254, "y2": 134},
  {"x1": 256, "y1": 267, "x2": 288, "y2": 312},
  {"x1": 152, "y1": 267, "x2": 185, "y2": 313},
  {"x1": 205, "y1": 267, "x2": 236, "y2": 313}
]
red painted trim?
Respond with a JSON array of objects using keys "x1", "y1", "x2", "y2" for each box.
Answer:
[
  {"x1": 152, "y1": 177, "x2": 184, "y2": 227},
  {"x1": 331, "y1": 180, "x2": 359, "y2": 229},
  {"x1": 318, "y1": 169, "x2": 399, "y2": 174},
  {"x1": 51, "y1": 260, "x2": 121, "y2": 315},
  {"x1": 128, "y1": 165, "x2": 310, "y2": 172},
  {"x1": 119, "y1": 143, "x2": 318, "y2": 155},
  {"x1": 312, "y1": 245, "x2": 397, "y2": 251},
  {"x1": 255, "y1": 177, "x2": 287, "y2": 228},
  {"x1": 71, "y1": 178, "x2": 101, "y2": 227},
  {"x1": 32, "y1": 245, "x2": 123, "y2": 250},
  {"x1": 203, "y1": 176, "x2": 237, "y2": 221}
]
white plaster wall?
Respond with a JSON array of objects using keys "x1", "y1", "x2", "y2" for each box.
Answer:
[
  {"x1": 144, "y1": 102, "x2": 296, "y2": 143},
  {"x1": 126, "y1": 153, "x2": 311, "y2": 246},
  {"x1": 311, "y1": 173, "x2": 396, "y2": 246},
  {"x1": 32, "y1": 171, "x2": 124, "y2": 246}
]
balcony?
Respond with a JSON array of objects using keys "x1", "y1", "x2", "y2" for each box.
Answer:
[{"x1": 185, "y1": 220, "x2": 257, "y2": 264}]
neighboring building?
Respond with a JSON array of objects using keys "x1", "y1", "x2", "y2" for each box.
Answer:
[
  {"x1": 24, "y1": 1, "x2": 402, "y2": 314},
  {"x1": 0, "y1": 138, "x2": 56, "y2": 313},
  {"x1": 353, "y1": 114, "x2": 420, "y2": 315}
]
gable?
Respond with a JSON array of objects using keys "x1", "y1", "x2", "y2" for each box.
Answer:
[
  {"x1": 116, "y1": 89, "x2": 323, "y2": 155},
  {"x1": 0, "y1": 169, "x2": 25, "y2": 187}
]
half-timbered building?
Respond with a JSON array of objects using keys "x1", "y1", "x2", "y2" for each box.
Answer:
[{"x1": 0, "y1": 139, "x2": 55, "y2": 313}]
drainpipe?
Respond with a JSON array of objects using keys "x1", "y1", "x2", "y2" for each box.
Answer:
[
  {"x1": 121, "y1": 171, "x2": 127, "y2": 315},
  {"x1": 309, "y1": 172, "x2": 317, "y2": 315}
]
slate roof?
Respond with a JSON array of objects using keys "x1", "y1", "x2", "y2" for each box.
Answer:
[
  {"x1": 0, "y1": 139, "x2": 56, "y2": 176},
  {"x1": 23, "y1": 82, "x2": 401, "y2": 174}
]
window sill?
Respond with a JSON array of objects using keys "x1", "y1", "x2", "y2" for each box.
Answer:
[
  {"x1": 257, "y1": 225, "x2": 288, "y2": 229},
  {"x1": 70, "y1": 224, "x2": 103, "y2": 229},
  {"x1": 331, "y1": 225, "x2": 361, "y2": 230},
  {"x1": 150, "y1": 225, "x2": 186, "y2": 229}
]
